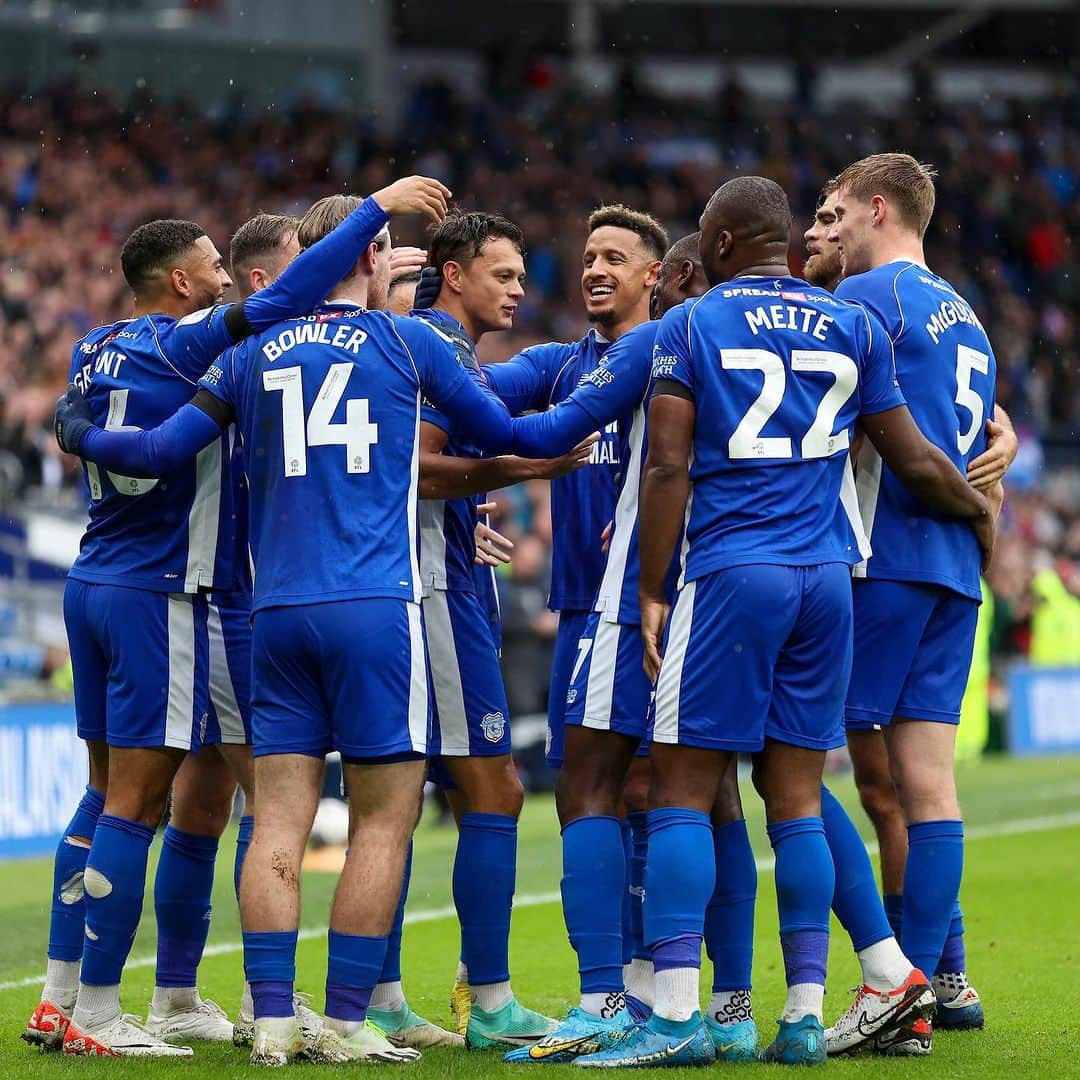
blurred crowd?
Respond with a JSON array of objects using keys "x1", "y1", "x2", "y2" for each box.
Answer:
[{"x1": 1, "y1": 71, "x2": 1078, "y2": 702}]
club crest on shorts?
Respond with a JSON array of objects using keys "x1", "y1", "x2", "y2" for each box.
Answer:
[{"x1": 481, "y1": 711, "x2": 506, "y2": 744}]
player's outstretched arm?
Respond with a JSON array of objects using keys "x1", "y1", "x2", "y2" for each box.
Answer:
[
  {"x1": 481, "y1": 343, "x2": 565, "y2": 417},
  {"x1": 967, "y1": 403, "x2": 1017, "y2": 491},
  {"x1": 509, "y1": 322, "x2": 653, "y2": 457},
  {"x1": 418, "y1": 420, "x2": 595, "y2": 501},
  {"x1": 239, "y1": 177, "x2": 449, "y2": 334},
  {"x1": 56, "y1": 384, "x2": 230, "y2": 476},
  {"x1": 860, "y1": 406, "x2": 995, "y2": 570},
  {"x1": 638, "y1": 387, "x2": 694, "y2": 681},
  {"x1": 164, "y1": 177, "x2": 451, "y2": 375}
]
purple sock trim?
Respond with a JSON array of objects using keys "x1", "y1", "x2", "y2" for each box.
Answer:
[
  {"x1": 156, "y1": 938, "x2": 207, "y2": 989},
  {"x1": 937, "y1": 933, "x2": 965, "y2": 974},
  {"x1": 781, "y1": 930, "x2": 828, "y2": 987},
  {"x1": 251, "y1": 979, "x2": 294, "y2": 1019},
  {"x1": 652, "y1": 932, "x2": 702, "y2": 973},
  {"x1": 325, "y1": 981, "x2": 372, "y2": 1022}
]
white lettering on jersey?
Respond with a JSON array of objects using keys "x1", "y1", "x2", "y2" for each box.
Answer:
[
  {"x1": 924, "y1": 296, "x2": 982, "y2": 345},
  {"x1": 744, "y1": 305, "x2": 834, "y2": 342},
  {"x1": 589, "y1": 420, "x2": 621, "y2": 465},
  {"x1": 262, "y1": 322, "x2": 368, "y2": 362}
]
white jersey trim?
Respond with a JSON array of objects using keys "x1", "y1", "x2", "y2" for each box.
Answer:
[
  {"x1": 206, "y1": 601, "x2": 246, "y2": 744},
  {"x1": 653, "y1": 579, "x2": 697, "y2": 744},
  {"x1": 406, "y1": 601, "x2": 429, "y2": 754},
  {"x1": 184, "y1": 438, "x2": 223, "y2": 591},
  {"x1": 852, "y1": 439, "x2": 884, "y2": 579},
  {"x1": 165, "y1": 595, "x2": 197, "y2": 750},
  {"x1": 596, "y1": 401, "x2": 647, "y2": 622},
  {"x1": 423, "y1": 590, "x2": 470, "y2": 755}
]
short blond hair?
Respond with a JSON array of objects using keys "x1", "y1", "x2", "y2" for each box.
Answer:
[
  {"x1": 837, "y1": 153, "x2": 938, "y2": 237},
  {"x1": 297, "y1": 195, "x2": 364, "y2": 250}
]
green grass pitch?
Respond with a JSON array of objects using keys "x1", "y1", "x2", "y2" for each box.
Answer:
[{"x1": 2, "y1": 754, "x2": 1078, "y2": 1076}]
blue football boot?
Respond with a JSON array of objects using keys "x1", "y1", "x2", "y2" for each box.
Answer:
[{"x1": 574, "y1": 1013, "x2": 715, "y2": 1068}]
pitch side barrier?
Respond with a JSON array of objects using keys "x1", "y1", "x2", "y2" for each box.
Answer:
[
  {"x1": 0, "y1": 701, "x2": 85, "y2": 859},
  {"x1": 1007, "y1": 665, "x2": 1080, "y2": 756}
]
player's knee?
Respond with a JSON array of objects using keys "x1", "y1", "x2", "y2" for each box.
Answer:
[
  {"x1": 108, "y1": 787, "x2": 169, "y2": 828},
  {"x1": 621, "y1": 768, "x2": 650, "y2": 814},
  {"x1": 87, "y1": 741, "x2": 110, "y2": 793},
  {"x1": 711, "y1": 777, "x2": 744, "y2": 826},
  {"x1": 556, "y1": 757, "x2": 623, "y2": 822},
  {"x1": 749, "y1": 755, "x2": 765, "y2": 799},
  {"x1": 856, "y1": 775, "x2": 902, "y2": 829},
  {"x1": 491, "y1": 762, "x2": 525, "y2": 817},
  {"x1": 172, "y1": 791, "x2": 234, "y2": 837}
]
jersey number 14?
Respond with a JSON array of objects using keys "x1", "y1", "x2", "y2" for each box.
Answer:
[{"x1": 264, "y1": 363, "x2": 379, "y2": 477}]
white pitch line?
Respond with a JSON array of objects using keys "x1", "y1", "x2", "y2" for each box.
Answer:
[{"x1": 3, "y1": 809, "x2": 1079, "y2": 995}]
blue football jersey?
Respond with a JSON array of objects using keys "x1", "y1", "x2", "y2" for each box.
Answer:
[
  {"x1": 68, "y1": 310, "x2": 241, "y2": 592},
  {"x1": 415, "y1": 308, "x2": 491, "y2": 595},
  {"x1": 506, "y1": 321, "x2": 661, "y2": 625},
  {"x1": 199, "y1": 302, "x2": 514, "y2": 613},
  {"x1": 586, "y1": 321, "x2": 676, "y2": 624},
  {"x1": 213, "y1": 424, "x2": 254, "y2": 606},
  {"x1": 836, "y1": 262, "x2": 997, "y2": 601},
  {"x1": 653, "y1": 276, "x2": 905, "y2": 585},
  {"x1": 484, "y1": 328, "x2": 630, "y2": 613},
  {"x1": 67, "y1": 195, "x2": 393, "y2": 595}
]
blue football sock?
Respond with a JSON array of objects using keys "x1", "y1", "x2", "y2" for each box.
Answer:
[
  {"x1": 326, "y1": 930, "x2": 386, "y2": 1023},
  {"x1": 904, "y1": 820, "x2": 964, "y2": 978},
  {"x1": 377, "y1": 841, "x2": 412, "y2": 985},
  {"x1": 821, "y1": 785, "x2": 894, "y2": 951},
  {"x1": 234, "y1": 815, "x2": 254, "y2": 903},
  {"x1": 244, "y1": 929, "x2": 298, "y2": 1019},
  {"x1": 767, "y1": 817, "x2": 833, "y2": 989},
  {"x1": 454, "y1": 812, "x2": 516, "y2": 985},
  {"x1": 627, "y1": 811, "x2": 649, "y2": 961},
  {"x1": 81, "y1": 814, "x2": 155, "y2": 986},
  {"x1": 619, "y1": 818, "x2": 634, "y2": 967},
  {"x1": 936, "y1": 899, "x2": 966, "y2": 975},
  {"x1": 48, "y1": 785, "x2": 105, "y2": 962},
  {"x1": 154, "y1": 826, "x2": 219, "y2": 988},
  {"x1": 643, "y1": 807, "x2": 714, "y2": 955},
  {"x1": 562, "y1": 816, "x2": 625, "y2": 995},
  {"x1": 884, "y1": 893, "x2": 904, "y2": 941},
  {"x1": 704, "y1": 818, "x2": 756, "y2": 992}
]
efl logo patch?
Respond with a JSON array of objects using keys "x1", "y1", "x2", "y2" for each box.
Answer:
[{"x1": 481, "y1": 711, "x2": 506, "y2": 744}]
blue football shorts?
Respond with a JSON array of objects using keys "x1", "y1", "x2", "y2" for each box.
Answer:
[
  {"x1": 423, "y1": 587, "x2": 511, "y2": 762},
  {"x1": 563, "y1": 609, "x2": 652, "y2": 754},
  {"x1": 846, "y1": 578, "x2": 979, "y2": 729},
  {"x1": 651, "y1": 563, "x2": 853, "y2": 753},
  {"x1": 251, "y1": 597, "x2": 429, "y2": 761},
  {"x1": 545, "y1": 610, "x2": 591, "y2": 768},
  {"x1": 202, "y1": 592, "x2": 252, "y2": 746},
  {"x1": 65, "y1": 579, "x2": 210, "y2": 750}
]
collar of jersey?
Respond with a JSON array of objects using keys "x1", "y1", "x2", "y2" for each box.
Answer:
[
  {"x1": 420, "y1": 307, "x2": 470, "y2": 339},
  {"x1": 887, "y1": 256, "x2": 931, "y2": 270}
]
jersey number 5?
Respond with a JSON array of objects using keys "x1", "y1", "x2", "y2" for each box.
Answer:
[
  {"x1": 85, "y1": 389, "x2": 159, "y2": 499},
  {"x1": 264, "y1": 363, "x2": 379, "y2": 478},
  {"x1": 955, "y1": 344, "x2": 991, "y2": 456},
  {"x1": 723, "y1": 349, "x2": 858, "y2": 460}
]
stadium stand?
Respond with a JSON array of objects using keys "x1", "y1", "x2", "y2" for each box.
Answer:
[{"x1": 2, "y1": 73, "x2": 1078, "y2": 689}]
